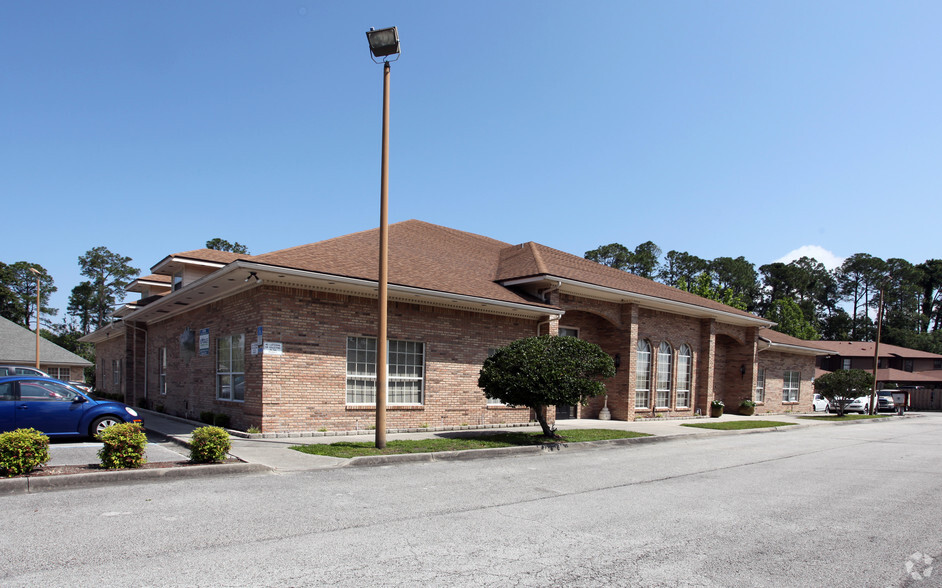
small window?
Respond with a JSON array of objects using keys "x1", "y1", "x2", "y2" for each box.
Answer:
[
  {"x1": 755, "y1": 367, "x2": 766, "y2": 403},
  {"x1": 656, "y1": 342, "x2": 672, "y2": 409},
  {"x1": 558, "y1": 327, "x2": 579, "y2": 338},
  {"x1": 676, "y1": 345, "x2": 692, "y2": 408},
  {"x1": 635, "y1": 340, "x2": 652, "y2": 409},
  {"x1": 172, "y1": 271, "x2": 183, "y2": 291},
  {"x1": 346, "y1": 336, "x2": 425, "y2": 405},
  {"x1": 158, "y1": 347, "x2": 168, "y2": 395},
  {"x1": 904, "y1": 359, "x2": 914, "y2": 373},
  {"x1": 783, "y1": 371, "x2": 800, "y2": 403},
  {"x1": 216, "y1": 334, "x2": 245, "y2": 401},
  {"x1": 842, "y1": 358, "x2": 852, "y2": 370}
]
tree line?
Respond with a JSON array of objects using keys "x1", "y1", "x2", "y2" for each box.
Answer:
[
  {"x1": 584, "y1": 242, "x2": 942, "y2": 353},
  {"x1": 0, "y1": 238, "x2": 249, "y2": 375}
]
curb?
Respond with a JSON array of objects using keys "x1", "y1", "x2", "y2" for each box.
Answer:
[
  {"x1": 0, "y1": 462, "x2": 272, "y2": 495},
  {"x1": 343, "y1": 414, "x2": 919, "y2": 467}
]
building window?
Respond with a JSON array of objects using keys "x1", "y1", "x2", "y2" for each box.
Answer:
[
  {"x1": 172, "y1": 271, "x2": 183, "y2": 291},
  {"x1": 46, "y1": 367, "x2": 70, "y2": 380},
  {"x1": 656, "y1": 342, "x2": 672, "y2": 409},
  {"x1": 904, "y1": 359, "x2": 914, "y2": 373},
  {"x1": 755, "y1": 367, "x2": 766, "y2": 403},
  {"x1": 216, "y1": 334, "x2": 245, "y2": 401},
  {"x1": 783, "y1": 370, "x2": 800, "y2": 403},
  {"x1": 346, "y1": 336, "x2": 425, "y2": 405},
  {"x1": 676, "y1": 344, "x2": 692, "y2": 408},
  {"x1": 635, "y1": 340, "x2": 652, "y2": 409},
  {"x1": 842, "y1": 358, "x2": 851, "y2": 370},
  {"x1": 878, "y1": 358, "x2": 887, "y2": 369},
  {"x1": 158, "y1": 347, "x2": 168, "y2": 395},
  {"x1": 112, "y1": 359, "x2": 121, "y2": 390},
  {"x1": 935, "y1": 359, "x2": 942, "y2": 369},
  {"x1": 559, "y1": 327, "x2": 579, "y2": 338}
]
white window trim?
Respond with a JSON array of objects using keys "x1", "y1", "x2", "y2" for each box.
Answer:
[
  {"x1": 216, "y1": 334, "x2": 245, "y2": 402},
  {"x1": 635, "y1": 340, "x2": 652, "y2": 409},
  {"x1": 158, "y1": 347, "x2": 168, "y2": 396},
  {"x1": 655, "y1": 342, "x2": 672, "y2": 409},
  {"x1": 755, "y1": 367, "x2": 766, "y2": 403},
  {"x1": 783, "y1": 370, "x2": 800, "y2": 403},
  {"x1": 676, "y1": 344, "x2": 692, "y2": 409},
  {"x1": 346, "y1": 336, "x2": 425, "y2": 406}
]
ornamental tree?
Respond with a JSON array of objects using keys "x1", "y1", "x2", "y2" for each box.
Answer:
[
  {"x1": 813, "y1": 369, "x2": 874, "y2": 416},
  {"x1": 477, "y1": 335, "x2": 616, "y2": 438}
]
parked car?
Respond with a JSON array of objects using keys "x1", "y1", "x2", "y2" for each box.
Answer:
[
  {"x1": 812, "y1": 393, "x2": 830, "y2": 412},
  {"x1": 0, "y1": 365, "x2": 50, "y2": 378},
  {"x1": 0, "y1": 376, "x2": 142, "y2": 438},
  {"x1": 877, "y1": 390, "x2": 896, "y2": 412},
  {"x1": 68, "y1": 381, "x2": 94, "y2": 395},
  {"x1": 841, "y1": 396, "x2": 872, "y2": 414}
]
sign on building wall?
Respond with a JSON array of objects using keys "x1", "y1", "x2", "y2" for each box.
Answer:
[
  {"x1": 199, "y1": 328, "x2": 210, "y2": 357},
  {"x1": 263, "y1": 342, "x2": 283, "y2": 355}
]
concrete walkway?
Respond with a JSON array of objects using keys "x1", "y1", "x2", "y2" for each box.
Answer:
[{"x1": 2, "y1": 409, "x2": 908, "y2": 495}]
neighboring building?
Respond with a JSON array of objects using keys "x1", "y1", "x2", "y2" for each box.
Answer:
[
  {"x1": 814, "y1": 340, "x2": 942, "y2": 410},
  {"x1": 81, "y1": 220, "x2": 818, "y2": 433},
  {"x1": 0, "y1": 316, "x2": 93, "y2": 381}
]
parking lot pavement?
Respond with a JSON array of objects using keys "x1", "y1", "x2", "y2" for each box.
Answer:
[{"x1": 47, "y1": 439, "x2": 190, "y2": 467}]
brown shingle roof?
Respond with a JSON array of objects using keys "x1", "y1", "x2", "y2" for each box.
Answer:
[
  {"x1": 810, "y1": 340, "x2": 942, "y2": 359},
  {"x1": 251, "y1": 220, "x2": 763, "y2": 320},
  {"x1": 497, "y1": 240, "x2": 761, "y2": 322},
  {"x1": 252, "y1": 220, "x2": 547, "y2": 307}
]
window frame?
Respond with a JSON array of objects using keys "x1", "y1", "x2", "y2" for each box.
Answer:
[
  {"x1": 676, "y1": 344, "x2": 692, "y2": 408},
  {"x1": 655, "y1": 342, "x2": 672, "y2": 409},
  {"x1": 755, "y1": 367, "x2": 766, "y2": 403},
  {"x1": 345, "y1": 336, "x2": 425, "y2": 406},
  {"x1": 635, "y1": 340, "x2": 652, "y2": 409},
  {"x1": 783, "y1": 370, "x2": 800, "y2": 403},
  {"x1": 158, "y1": 347, "x2": 168, "y2": 395},
  {"x1": 216, "y1": 334, "x2": 245, "y2": 402}
]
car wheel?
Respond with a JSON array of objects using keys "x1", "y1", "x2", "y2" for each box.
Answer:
[
  {"x1": 825, "y1": 405, "x2": 830, "y2": 414},
  {"x1": 90, "y1": 415, "x2": 122, "y2": 438}
]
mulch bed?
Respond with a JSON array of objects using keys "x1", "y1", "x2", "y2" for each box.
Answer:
[{"x1": 7, "y1": 458, "x2": 242, "y2": 478}]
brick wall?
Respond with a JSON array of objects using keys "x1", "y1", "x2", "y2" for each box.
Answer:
[
  {"x1": 141, "y1": 285, "x2": 539, "y2": 433},
  {"x1": 755, "y1": 351, "x2": 815, "y2": 413}
]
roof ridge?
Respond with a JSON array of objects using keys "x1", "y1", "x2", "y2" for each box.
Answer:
[{"x1": 526, "y1": 242, "x2": 549, "y2": 275}]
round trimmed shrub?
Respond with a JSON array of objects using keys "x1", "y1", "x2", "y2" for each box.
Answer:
[
  {"x1": 190, "y1": 426, "x2": 231, "y2": 463},
  {"x1": 0, "y1": 428, "x2": 51, "y2": 477},
  {"x1": 98, "y1": 422, "x2": 148, "y2": 469}
]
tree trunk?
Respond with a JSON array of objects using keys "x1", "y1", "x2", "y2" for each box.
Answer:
[{"x1": 533, "y1": 405, "x2": 559, "y2": 438}]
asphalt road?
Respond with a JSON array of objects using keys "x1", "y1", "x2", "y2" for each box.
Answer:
[{"x1": 2, "y1": 415, "x2": 940, "y2": 587}]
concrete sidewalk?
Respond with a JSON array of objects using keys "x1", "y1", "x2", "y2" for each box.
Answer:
[{"x1": 3, "y1": 409, "x2": 907, "y2": 495}]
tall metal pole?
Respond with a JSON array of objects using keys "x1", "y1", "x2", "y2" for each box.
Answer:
[
  {"x1": 29, "y1": 268, "x2": 41, "y2": 369},
  {"x1": 868, "y1": 288, "x2": 884, "y2": 415},
  {"x1": 375, "y1": 60, "x2": 391, "y2": 449}
]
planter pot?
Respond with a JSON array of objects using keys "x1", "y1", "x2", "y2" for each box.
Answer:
[
  {"x1": 739, "y1": 405, "x2": 756, "y2": 416},
  {"x1": 710, "y1": 406, "x2": 723, "y2": 418}
]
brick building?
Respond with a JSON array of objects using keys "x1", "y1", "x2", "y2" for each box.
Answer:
[{"x1": 81, "y1": 220, "x2": 820, "y2": 433}]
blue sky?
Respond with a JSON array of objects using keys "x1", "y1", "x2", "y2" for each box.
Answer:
[{"x1": 3, "y1": 2, "x2": 940, "y2": 323}]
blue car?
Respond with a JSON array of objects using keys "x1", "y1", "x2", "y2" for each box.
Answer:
[{"x1": 0, "y1": 376, "x2": 143, "y2": 438}]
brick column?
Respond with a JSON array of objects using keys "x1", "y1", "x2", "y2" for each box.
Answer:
[{"x1": 697, "y1": 319, "x2": 716, "y2": 415}]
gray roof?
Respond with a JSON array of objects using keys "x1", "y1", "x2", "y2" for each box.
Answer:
[{"x1": 0, "y1": 316, "x2": 93, "y2": 367}]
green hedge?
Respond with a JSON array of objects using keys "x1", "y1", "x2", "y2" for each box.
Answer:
[
  {"x1": 190, "y1": 426, "x2": 231, "y2": 463},
  {"x1": 98, "y1": 422, "x2": 148, "y2": 469},
  {"x1": 0, "y1": 428, "x2": 51, "y2": 477}
]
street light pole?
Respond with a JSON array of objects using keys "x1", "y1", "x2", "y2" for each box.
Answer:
[
  {"x1": 366, "y1": 26, "x2": 400, "y2": 449},
  {"x1": 28, "y1": 267, "x2": 41, "y2": 369}
]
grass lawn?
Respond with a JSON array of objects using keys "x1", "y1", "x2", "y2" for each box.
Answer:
[
  {"x1": 798, "y1": 414, "x2": 891, "y2": 421},
  {"x1": 290, "y1": 428, "x2": 651, "y2": 459},
  {"x1": 681, "y1": 420, "x2": 797, "y2": 431}
]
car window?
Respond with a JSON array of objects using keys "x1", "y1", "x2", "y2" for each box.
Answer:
[
  {"x1": 0, "y1": 382, "x2": 13, "y2": 400},
  {"x1": 19, "y1": 381, "x2": 80, "y2": 402}
]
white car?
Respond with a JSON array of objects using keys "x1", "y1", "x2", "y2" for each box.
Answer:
[{"x1": 812, "y1": 393, "x2": 830, "y2": 412}]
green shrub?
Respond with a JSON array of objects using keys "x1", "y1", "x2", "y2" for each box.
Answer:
[
  {"x1": 0, "y1": 428, "x2": 51, "y2": 477},
  {"x1": 190, "y1": 426, "x2": 231, "y2": 463},
  {"x1": 97, "y1": 422, "x2": 148, "y2": 469}
]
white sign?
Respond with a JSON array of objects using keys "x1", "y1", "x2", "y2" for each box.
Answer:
[
  {"x1": 263, "y1": 342, "x2": 283, "y2": 355},
  {"x1": 251, "y1": 342, "x2": 259, "y2": 356}
]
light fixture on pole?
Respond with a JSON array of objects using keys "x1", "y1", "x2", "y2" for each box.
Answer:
[
  {"x1": 366, "y1": 26, "x2": 400, "y2": 449},
  {"x1": 28, "y1": 267, "x2": 41, "y2": 369}
]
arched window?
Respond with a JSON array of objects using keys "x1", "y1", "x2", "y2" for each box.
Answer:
[
  {"x1": 676, "y1": 344, "x2": 692, "y2": 408},
  {"x1": 656, "y1": 342, "x2": 673, "y2": 408},
  {"x1": 635, "y1": 340, "x2": 652, "y2": 409}
]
